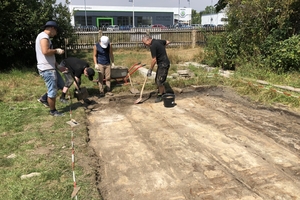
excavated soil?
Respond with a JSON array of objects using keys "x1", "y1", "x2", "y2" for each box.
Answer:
[{"x1": 86, "y1": 85, "x2": 300, "y2": 200}]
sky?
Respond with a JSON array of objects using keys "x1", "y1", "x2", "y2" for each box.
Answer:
[{"x1": 56, "y1": 0, "x2": 215, "y2": 12}]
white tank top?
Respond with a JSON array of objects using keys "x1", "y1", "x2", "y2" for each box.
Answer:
[{"x1": 35, "y1": 32, "x2": 56, "y2": 71}]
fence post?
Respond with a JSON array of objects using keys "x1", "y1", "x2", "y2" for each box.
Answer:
[
  {"x1": 192, "y1": 30, "x2": 196, "y2": 48},
  {"x1": 146, "y1": 29, "x2": 150, "y2": 36},
  {"x1": 98, "y1": 30, "x2": 103, "y2": 40}
]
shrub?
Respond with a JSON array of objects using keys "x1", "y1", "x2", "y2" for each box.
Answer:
[
  {"x1": 203, "y1": 32, "x2": 239, "y2": 70},
  {"x1": 265, "y1": 35, "x2": 300, "y2": 72}
]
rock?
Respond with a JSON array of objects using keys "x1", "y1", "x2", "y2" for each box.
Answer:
[
  {"x1": 21, "y1": 172, "x2": 41, "y2": 180},
  {"x1": 7, "y1": 154, "x2": 16, "y2": 159},
  {"x1": 87, "y1": 105, "x2": 95, "y2": 110},
  {"x1": 173, "y1": 87, "x2": 183, "y2": 94}
]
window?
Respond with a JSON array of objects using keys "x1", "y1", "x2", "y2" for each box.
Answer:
[
  {"x1": 75, "y1": 16, "x2": 92, "y2": 26},
  {"x1": 137, "y1": 16, "x2": 152, "y2": 26},
  {"x1": 117, "y1": 16, "x2": 130, "y2": 26}
]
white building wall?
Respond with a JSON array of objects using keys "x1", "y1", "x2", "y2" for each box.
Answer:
[
  {"x1": 68, "y1": 5, "x2": 191, "y2": 26},
  {"x1": 201, "y1": 13, "x2": 227, "y2": 26}
]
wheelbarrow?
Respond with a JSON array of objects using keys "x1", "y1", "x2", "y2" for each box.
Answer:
[{"x1": 111, "y1": 63, "x2": 145, "y2": 94}]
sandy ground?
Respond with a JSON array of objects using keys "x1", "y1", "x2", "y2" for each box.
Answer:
[{"x1": 86, "y1": 86, "x2": 300, "y2": 200}]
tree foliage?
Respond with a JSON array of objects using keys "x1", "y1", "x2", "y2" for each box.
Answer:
[
  {"x1": 266, "y1": 35, "x2": 300, "y2": 72},
  {"x1": 200, "y1": 6, "x2": 216, "y2": 15},
  {"x1": 206, "y1": 0, "x2": 300, "y2": 71},
  {"x1": 0, "y1": 0, "x2": 73, "y2": 70},
  {"x1": 215, "y1": 0, "x2": 228, "y2": 13},
  {"x1": 191, "y1": 9, "x2": 200, "y2": 24}
]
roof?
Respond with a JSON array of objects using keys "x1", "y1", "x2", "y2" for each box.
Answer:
[{"x1": 68, "y1": 5, "x2": 192, "y2": 15}]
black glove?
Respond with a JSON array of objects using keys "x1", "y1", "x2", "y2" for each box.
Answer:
[{"x1": 147, "y1": 69, "x2": 152, "y2": 77}]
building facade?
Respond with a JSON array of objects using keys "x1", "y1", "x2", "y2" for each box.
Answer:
[
  {"x1": 68, "y1": 5, "x2": 191, "y2": 27},
  {"x1": 201, "y1": 12, "x2": 228, "y2": 26}
]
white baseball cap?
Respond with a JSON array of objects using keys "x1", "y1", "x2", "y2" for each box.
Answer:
[{"x1": 100, "y1": 36, "x2": 109, "y2": 48}]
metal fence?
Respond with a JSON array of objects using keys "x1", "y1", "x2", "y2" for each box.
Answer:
[{"x1": 66, "y1": 27, "x2": 225, "y2": 50}]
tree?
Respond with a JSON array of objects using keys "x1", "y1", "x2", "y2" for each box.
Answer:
[
  {"x1": 288, "y1": 0, "x2": 300, "y2": 34},
  {"x1": 201, "y1": 6, "x2": 216, "y2": 15},
  {"x1": 215, "y1": 0, "x2": 228, "y2": 13},
  {"x1": 206, "y1": 0, "x2": 300, "y2": 70},
  {"x1": 0, "y1": 0, "x2": 73, "y2": 70},
  {"x1": 226, "y1": 0, "x2": 295, "y2": 54},
  {"x1": 191, "y1": 9, "x2": 200, "y2": 24}
]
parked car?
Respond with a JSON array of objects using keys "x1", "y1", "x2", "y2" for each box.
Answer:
[
  {"x1": 74, "y1": 25, "x2": 86, "y2": 31},
  {"x1": 107, "y1": 25, "x2": 119, "y2": 31},
  {"x1": 152, "y1": 24, "x2": 167, "y2": 29},
  {"x1": 191, "y1": 24, "x2": 202, "y2": 29},
  {"x1": 202, "y1": 24, "x2": 216, "y2": 28},
  {"x1": 138, "y1": 25, "x2": 151, "y2": 28},
  {"x1": 181, "y1": 25, "x2": 193, "y2": 29},
  {"x1": 172, "y1": 23, "x2": 191, "y2": 29},
  {"x1": 173, "y1": 23, "x2": 183, "y2": 29},
  {"x1": 119, "y1": 25, "x2": 133, "y2": 30},
  {"x1": 75, "y1": 25, "x2": 98, "y2": 31},
  {"x1": 86, "y1": 25, "x2": 98, "y2": 31}
]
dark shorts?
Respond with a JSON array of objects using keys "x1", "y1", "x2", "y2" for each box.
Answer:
[{"x1": 155, "y1": 63, "x2": 170, "y2": 86}]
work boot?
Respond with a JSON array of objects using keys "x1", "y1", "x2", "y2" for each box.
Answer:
[
  {"x1": 50, "y1": 110, "x2": 64, "y2": 117},
  {"x1": 155, "y1": 94, "x2": 163, "y2": 103},
  {"x1": 37, "y1": 98, "x2": 49, "y2": 107},
  {"x1": 99, "y1": 89, "x2": 105, "y2": 97}
]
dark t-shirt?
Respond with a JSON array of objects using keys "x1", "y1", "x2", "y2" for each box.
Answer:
[
  {"x1": 96, "y1": 43, "x2": 110, "y2": 65},
  {"x1": 63, "y1": 57, "x2": 89, "y2": 78},
  {"x1": 150, "y1": 39, "x2": 170, "y2": 66}
]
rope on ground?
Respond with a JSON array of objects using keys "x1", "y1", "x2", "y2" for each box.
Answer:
[{"x1": 67, "y1": 92, "x2": 81, "y2": 199}]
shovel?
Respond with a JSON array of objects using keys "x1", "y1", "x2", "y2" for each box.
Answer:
[
  {"x1": 128, "y1": 73, "x2": 139, "y2": 94},
  {"x1": 134, "y1": 76, "x2": 147, "y2": 104},
  {"x1": 75, "y1": 87, "x2": 89, "y2": 100}
]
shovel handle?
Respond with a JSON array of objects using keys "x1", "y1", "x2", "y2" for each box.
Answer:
[
  {"x1": 139, "y1": 76, "x2": 147, "y2": 99},
  {"x1": 128, "y1": 73, "x2": 134, "y2": 87}
]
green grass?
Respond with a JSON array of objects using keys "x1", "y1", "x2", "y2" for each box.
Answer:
[
  {"x1": 0, "y1": 68, "x2": 101, "y2": 199},
  {"x1": 230, "y1": 62, "x2": 300, "y2": 108},
  {"x1": 1, "y1": 48, "x2": 300, "y2": 199}
]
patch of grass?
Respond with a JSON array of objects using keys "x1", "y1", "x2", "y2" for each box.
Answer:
[
  {"x1": 235, "y1": 63, "x2": 300, "y2": 88},
  {"x1": 227, "y1": 76, "x2": 300, "y2": 109},
  {"x1": 0, "y1": 68, "x2": 101, "y2": 199}
]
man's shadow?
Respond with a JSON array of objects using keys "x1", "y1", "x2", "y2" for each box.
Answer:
[{"x1": 59, "y1": 100, "x2": 86, "y2": 113}]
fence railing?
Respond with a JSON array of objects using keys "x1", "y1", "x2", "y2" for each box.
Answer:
[{"x1": 66, "y1": 27, "x2": 225, "y2": 50}]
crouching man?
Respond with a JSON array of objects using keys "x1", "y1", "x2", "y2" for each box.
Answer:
[{"x1": 59, "y1": 57, "x2": 95, "y2": 102}]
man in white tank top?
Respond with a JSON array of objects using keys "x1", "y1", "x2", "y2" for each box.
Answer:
[{"x1": 35, "y1": 21, "x2": 66, "y2": 116}]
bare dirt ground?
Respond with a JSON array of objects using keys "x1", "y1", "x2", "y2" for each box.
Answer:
[{"x1": 86, "y1": 85, "x2": 300, "y2": 200}]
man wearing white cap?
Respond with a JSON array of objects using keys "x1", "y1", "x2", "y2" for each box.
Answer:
[{"x1": 93, "y1": 35, "x2": 115, "y2": 96}]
